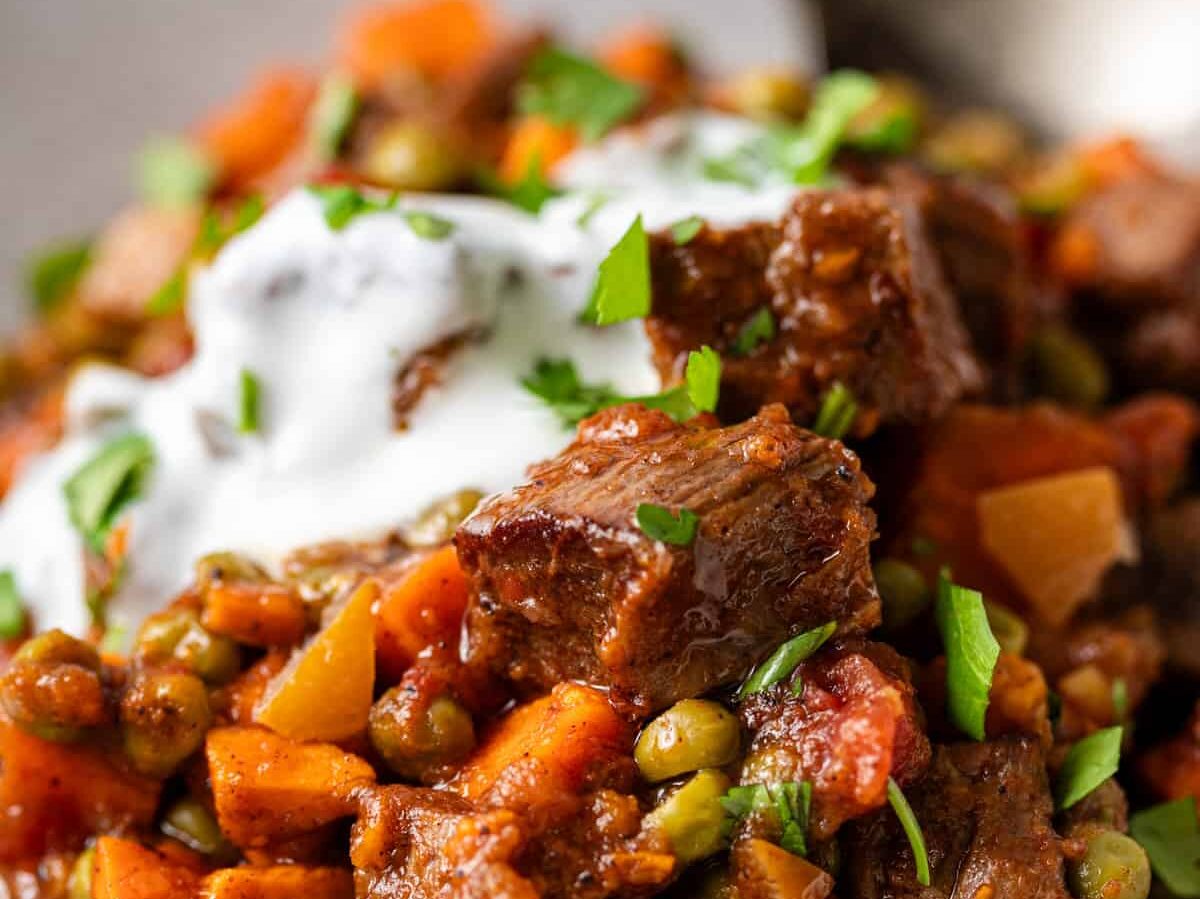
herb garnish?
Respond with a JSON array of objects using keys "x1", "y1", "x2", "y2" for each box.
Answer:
[
  {"x1": 733, "y1": 307, "x2": 776, "y2": 356},
  {"x1": 404, "y1": 210, "x2": 456, "y2": 240},
  {"x1": 523, "y1": 346, "x2": 720, "y2": 427},
  {"x1": 138, "y1": 137, "x2": 215, "y2": 208},
  {"x1": 308, "y1": 184, "x2": 396, "y2": 231},
  {"x1": 737, "y1": 621, "x2": 837, "y2": 700},
  {"x1": 584, "y1": 214, "x2": 651, "y2": 325},
  {"x1": 25, "y1": 240, "x2": 91, "y2": 314},
  {"x1": 238, "y1": 369, "x2": 261, "y2": 434},
  {"x1": 887, "y1": 778, "x2": 931, "y2": 886},
  {"x1": 636, "y1": 504, "x2": 699, "y2": 546},
  {"x1": 722, "y1": 781, "x2": 813, "y2": 857},
  {"x1": 310, "y1": 73, "x2": 359, "y2": 160},
  {"x1": 479, "y1": 157, "x2": 563, "y2": 215},
  {"x1": 1130, "y1": 797, "x2": 1200, "y2": 897},
  {"x1": 518, "y1": 48, "x2": 643, "y2": 141},
  {"x1": 935, "y1": 570, "x2": 1000, "y2": 741},
  {"x1": 575, "y1": 192, "x2": 609, "y2": 227},
  {"x1": 811, "y1": 382, "x2": 858, "y2": 439},
  {"x1": 63, "y1": 433, "x2": 156, "y2": 553},
  {"x1": 1056, "y1": 726, "x2": 1122, "y2": 810},
  {"x1": 669, "y1": 215, "x2": 704, "y2": 246},
  {"x1": 0, "y1": 571, "x2": 26, "y2": 639}
]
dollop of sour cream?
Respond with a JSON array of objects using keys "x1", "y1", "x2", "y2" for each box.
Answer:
[{"x1": 0, "y1": 113, "x2": 801, "y2": 634}]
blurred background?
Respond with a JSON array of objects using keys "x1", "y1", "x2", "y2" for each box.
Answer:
[{"x1": 2, "y1": 0, "x2": 1199, "y2": 333}]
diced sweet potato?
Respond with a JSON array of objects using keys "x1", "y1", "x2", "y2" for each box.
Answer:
[
  {"x1": 498, "y1": 117, "x2": 578, "y2": 184},
  {"x1": 375, "y1": 547, "x2": 470, "y2": 682},
  {"x1": 599, "y1": 25, "x2": 689, "y2": 106},
  {"x1": 91, "y1": 837, "x2": 199, "y2": 899},
  {"x1": 206, "y1": 726, "x2": 375, "y2": 848},
  {"x1": 203, "y1": 583, "x2": 308, "y2": 647},
  {"x1": 453, "y1": 683, "x2": 630, "y2": 808},
  {"x1": 337, "y1": 0, "x2": 495, "y2": 88},
  {"x1": 255, "y1": 580, "x2": 376, "y2": 742},
  {"x1": 733, "y1": 838, "x2": 835, "y2": 899},
  {"x1": 200, "y1": 866, "x2": 353, "y2": 899},
  {"x1": 978, "y1": 467, "x2": 1129, "y2": 625},
  {"x1": 0, "y1": 717, "x2": 160, "y2": 861},
  {"x1": 211, "y1": 649, "x2": 290, "y2": 726}
]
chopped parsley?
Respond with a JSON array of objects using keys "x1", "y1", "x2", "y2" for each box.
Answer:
[
  {"x1": 146, "y1": 268, "x2": 187, "y2": 316},
  {"x1": 25, "y1": 239, "x2": 91, "y2": 314},
  {"x1": 575, "y1": 192, "x2": 609, "y2": 227},
  {"x1": 404, "y1": 210, "x2": 455, "y2": 241},
  {"x1": 1055, "y1": 726, "x2": 1122, "y2": 810},
  {"x1": 887, "y1": 778, "x2": 931, "y2": 887},
  {"x1": 737, "y1": 621, "x2": 837, "y2": 700},
  {"x1": 636, "y1": 504, "x2": 699, "y2": 546},
  {"x1": 702, "y1": 149, "x2": 762, "y2": 187},
  {"x1": 308, "y1": 183, "x2": 396, "y2": 230},
  {"x1": 479, "y1": 158, "x2": 562, "y2": 215},
  {"x1": 0, "y1": 571, "x2": 26, "y2": 639},
  {"x1": 238, "y1": 369, "x2": 261, "y2": 434},
  {"x1": 584, "y1": 215, "x2": 651, "y2": 325},
  {"x1": 722, "y1": 781, "x2": 813, "y2": 857},
  {"x1": 733, "y1": 307, "x2": 776, "y2": 356},
  {"x1": 935, "y1": 570, "x2": 1000, "y2": 741},
  {"x1": 523, "y1": 346, "x2": 721, "y2": 427},
  {"x1": 669, "y1": 215, "x2": 704, "y2": 246},
  {"x1": 1130, "y1": 797, "x2": 1200, "y2": 897},
  {"x1": 310, "y1": 73, "x2": 359, "y2": 160},
  {"x1": 63, "y1": 433, "x2": 156, "y2": 553},
  {"x1": 138, "y1": 136, "x2": 215, "y2": 208},
  {"x1": 811, "y1": 382, "x2": 858, "y2": 439},
  {"x1": 518, "y1": 48, "x2": 643, "y2": 141}
]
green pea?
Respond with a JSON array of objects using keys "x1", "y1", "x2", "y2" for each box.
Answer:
[
  {"x1": 161, "y1": 798, "x2": 234, "y2": 860},
  {"x1": 985, "y1": 600, "x2": 1029, "y2": 656},
  {"x1": 874, "y1": 559, "x2": 930, "y2": 631},
  {"x1": 194, "y1": 551, "x2": 268, "y2": 589},
  {"x1": 67, "y1": 845, "x2": 95, "y2": 899},
  {"x1": 635, "y1": 699, "x2": 741, "y2": 783},
  {"x1": 724, "y1": 69, "x2": 810, "y2": 121},
  {"x1": 14, "y1": 629, "x2": 99, "y2": 670},
  {"x1": 120, "y1": 671, "x2": 212, "y2": 777},
  {"x1": 644, "y1": 768, "x2": 732, "y2": 864},
  {"x1": 134, "y1": 609, "x2": 240, "y2": 684},
  {"x1": 369, "y1": 688, "x2": 476, "y2": 782},
  {"x1": 1026, "y1": 325, "x2": 1109, "y2": 410},
  {"x1": 402, "y1": 489, "x2": 485, "y2": 547},
  {"x1": 1067, "y1": 830, "x2": 1150, "y2": 899},
  {"x1": 362, "y1": 121, "x2": 461, "y2": 192}
]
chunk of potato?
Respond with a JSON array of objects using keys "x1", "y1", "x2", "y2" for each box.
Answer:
[{"x1": 91, "y1": 836, "x2": 199, "y2": 899}]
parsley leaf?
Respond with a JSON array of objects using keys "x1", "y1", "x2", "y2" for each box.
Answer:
[
  {"x1": 685, "y1": 346, "x2": 722, "y2": 414},
  {"x1": 768, "y1": 70, "x2": 880, "y2": 184},
  {"x1": 63, "y1": 433, "x2": 156, "y2": 553},
  {"x1": 146, "y1": 268, "x2": 187, "y2": 317},
  {"x1": 669, "y1": 215, "x2": 704, "y2": 246},
  {"x1": 0, "y1": 571, "x2": 26, "y2": 639},
  {"x1": 138, "y1": 136, "x2": 215, "y2": 208},
  {"x1": 1056, "y1": 726, "x2": 1122, "y2": 810},
  {"x1": 518, "y1": 48, "x2": 643, "y2": 141},
  {"x1": 702, "y1": 148, "x2": 763, "y2": 187},
  {"x1": 404, "y1": 210, "x2": 455, "y2": 240},
  {"x1": 733, "y1": 307, "x2": 776, "y2": 356},
  {"x1": 238, "y1": 369, "x2": 261, "y2": 434},
  {"x1": 1130, "y1": 797, "x2": 1200, "y2": 898},
  {"x1": 722, "y1": 781, "x2": 813, "y2": 857},
  {"x1": 636, "y1": 504, "x2": 699, "y2": 546},
  {"x1": 585, "y1": 214, "x2": 651, "y2": 325},
  {"x1": 575, "y1": 192, "x2": 609, "y2": 227},
  {"x1": 935, "y1": 570, "x2": 1000, "y2": 741},
  {"x1": 478, "y1": 158, "x2": 563, "y2": 215},
  {"x1": 308, "y1": 184, "x2": 395, "y2": 230},
  {"x1": 887, "y1": 778, "x2": 931, "y2": 887},
  {"x1": 310, "y1": 73, "x2": 359, "y2": 160},
  {"x1": 738, "y1": 621, "x2": 837, "y2": 699},
  {"x1": 25, "y1": 240, "x2": 91, "y2": 314},
  {"x1": 811, "y1": 382, "x2": 858, "y2": 439}
]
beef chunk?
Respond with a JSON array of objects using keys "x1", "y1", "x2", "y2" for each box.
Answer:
[
  {"x1": 458, "y1": 404, "x2": 879, "y2": 712},
  {"x1": 737, "y1": 640, "x2": 930, "y2": 838},
  {"x1": 646, "y1": 188, "x2": 980, "y2": 434},
  {"x1": 843, "y1": 738, "x2": 1069, "y2": 899}
]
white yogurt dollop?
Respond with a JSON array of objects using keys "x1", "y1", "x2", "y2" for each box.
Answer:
[{"x1": 0, "y1": 113, "x2": 799, "y2": 634}]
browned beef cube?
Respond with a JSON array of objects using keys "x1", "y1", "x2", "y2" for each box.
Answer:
[
  {"x1": 646, "y1": 188, "x2": 981, "y2": 434},
  {"x1": 457, "y1": 404, "x2": 880, "y2": 713},
  {"x1": 843, "y1": 737, "x2": 1070, "y2": 899}
]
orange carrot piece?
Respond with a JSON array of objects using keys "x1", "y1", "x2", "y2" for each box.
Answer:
[
  {"x1": 91, "y1": 837, "x2": 200, "y2": 899},
  {"x1": 206, "y1": 725, "x2": 376, "y2": 848},
  {"x1": 202, "y1": 582, "x2": 308, "y2": 647},
  {"x1": 498, "y1": 117, "x2": 579, "y2": 185},
  {"x1": 200, "y1": 866, "x2": 354, "y2": 899},
  {"x1": 454, "y1": 682, "x2": 629, "y2": 805},
  {"x1": 0, "y1": 717, "x2": 160, "y2": 861},
  {"x1": 212, "y1": 648, "x2": 290, "y2": 725},
  {"x1": 375, "y1": 546, "x2": 470, "y2": 681},
  {"x1": 195, "y1": 66, "x2": 316, "y2": 189},
  {"x1": 733, "y1": 838, "x2": 835, "y2": 899},
  {"x1": 599, "y1": 25, "x2": 688, "y2": 103},
  {"x1": 337, "y1": 0, "x2": 495, "y2": 88}
]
